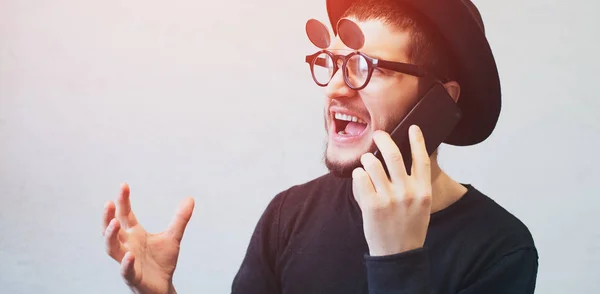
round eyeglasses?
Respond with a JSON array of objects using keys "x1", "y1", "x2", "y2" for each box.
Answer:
[{"x1": 305, "y1": 50, "x2": 430, "y2": 90}]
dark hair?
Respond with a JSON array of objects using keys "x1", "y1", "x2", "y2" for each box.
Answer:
[{"x1": 342, "y1": 0, "x2": 457, "y2": 84}]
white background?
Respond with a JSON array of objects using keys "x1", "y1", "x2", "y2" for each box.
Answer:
[{"x1": 1, "y1": 0, "x2": 598, "y2": 293}]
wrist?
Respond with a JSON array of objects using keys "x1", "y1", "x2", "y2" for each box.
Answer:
[
  {"x1": 368, "y1": 243, "x2": 424, "y2": 257},
  {"x1": 364, "y1": 247, "x2": 431, "y2": 293}
]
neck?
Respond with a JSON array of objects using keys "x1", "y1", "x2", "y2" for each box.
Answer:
[{"x1": 429, "y1": 157, "x2": 468, "y2": 214}]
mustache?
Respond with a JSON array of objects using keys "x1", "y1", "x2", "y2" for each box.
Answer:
[{"x1": 327, "y1": 101, "x2": 370, "y2": 119}]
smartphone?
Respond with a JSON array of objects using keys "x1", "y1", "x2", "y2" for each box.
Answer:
[{"x1": 373, "y1": 82, "x2": 462, "y2": 176}]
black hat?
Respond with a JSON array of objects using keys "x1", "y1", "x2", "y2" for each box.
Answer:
[{"x1": 326, "y1": 0, "x2": 501, "y2": 146}]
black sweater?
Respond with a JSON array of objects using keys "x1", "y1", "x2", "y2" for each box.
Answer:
[{"x1": 231, "y1": 173, "x2": 538, "y2": 294}]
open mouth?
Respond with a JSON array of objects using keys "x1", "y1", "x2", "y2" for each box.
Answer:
[{"x1": 333, "y1": 112, "x2": 368, "y2": 137}]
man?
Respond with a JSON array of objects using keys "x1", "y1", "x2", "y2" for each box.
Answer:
[{"x1": 101, "y1": 0, "x2": 539, "y2": 293}]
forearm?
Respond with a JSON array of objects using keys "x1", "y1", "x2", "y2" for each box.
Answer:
[{"x1": 364, "y1": 247, "x2": 538, "y2": 294}]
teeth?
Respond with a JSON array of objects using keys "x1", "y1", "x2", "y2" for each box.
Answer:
[{"x1": 334, "y1": 112, "x2": 366, "y2": 124}]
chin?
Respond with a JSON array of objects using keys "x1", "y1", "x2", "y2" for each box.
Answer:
[
  {"x1": 324, "y1": 155, "x2": 361, "y2": 178},
  {"x1": 323, "y1": 140, "x2": 376, "y2": 178},
  {"x1": 322, "y1": 105, "x2": 379, "y2": 177}
]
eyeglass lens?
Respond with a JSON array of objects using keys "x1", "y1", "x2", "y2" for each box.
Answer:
[{"x1": 311, "y1": 52, "x2": 370, "y2": 89}]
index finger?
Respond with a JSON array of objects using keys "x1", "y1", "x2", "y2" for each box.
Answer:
[
  {"x1": 167, "y1": 197, "x2": 195, "y2": 243},
  {"x1": 372, "y1": 130, "x2": 408, "y2": 181}
]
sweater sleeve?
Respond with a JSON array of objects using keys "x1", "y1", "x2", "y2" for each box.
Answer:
[
  {"x1": 230, "y1": 192, "x2": 288, "y2": 294},
  {"x1": 364, "y1": 247, "x2": 538, "y2": 294}
]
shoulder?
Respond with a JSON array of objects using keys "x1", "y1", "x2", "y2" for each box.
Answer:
[
  {"x1": 267, "y1": 172, "x2": 348, "y2": 209},
  {"x1": 452, "y1": 185, "x2": 540, "y2": 287},
  {"x1": 466, "y1": 185, "x2": 536, "y2": 248},
  {"x1": 261, "y1": 172, "x2": 351, "y2": 234},
  {"x1": 432, "y1": 184, "x2": 538, "y2": 262},
  {"x1": 259, "y1": 172, "x2": 347, "y2": 217},
  {"x1": 447, "y1": 185, "x2": 539, "y2": 275}
]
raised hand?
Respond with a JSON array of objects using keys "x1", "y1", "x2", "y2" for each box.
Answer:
[
  {"x1": 352, "y1": 125, "x2": 433, "y2": 256},
  {"x1": 102, "y1": 183, "x2": 195, "y2": 294}
]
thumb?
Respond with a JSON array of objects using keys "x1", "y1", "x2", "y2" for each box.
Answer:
[{"x1": 166, "y1": 197, "x2": 195, "y2": 242}]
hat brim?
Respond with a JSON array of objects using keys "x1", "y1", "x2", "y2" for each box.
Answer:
[{"x1": 326, "y1": 0, "x2": 501, "y2": 146}]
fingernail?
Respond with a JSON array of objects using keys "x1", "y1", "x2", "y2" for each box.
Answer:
[
  {"x1": 411, "y1": 125, "x2": 420, "y2": 135},
  {"x1": 373, "y1": 130, "x2": 386, "y2": 140}
]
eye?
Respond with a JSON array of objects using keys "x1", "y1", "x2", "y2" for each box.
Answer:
[{"x1": 372, "y1": 68, "x2": 386, "y2": 76}]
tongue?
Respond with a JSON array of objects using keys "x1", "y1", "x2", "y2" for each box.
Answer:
[{"x1": 345, "y1": 122, "x2": 367, "y2": 136}]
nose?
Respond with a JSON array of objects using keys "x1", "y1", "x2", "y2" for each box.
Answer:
[{"x1": 325, "y1": 67, "x2": 356, "y2": 100}]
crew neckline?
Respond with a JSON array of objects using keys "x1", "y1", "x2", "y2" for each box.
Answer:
[{"x1": 429, "y1": 184, "x2": 479, "y2": 221}]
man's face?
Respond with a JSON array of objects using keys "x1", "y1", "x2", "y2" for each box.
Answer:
[{"x1": 323, "y1": 18, "x2": 422, "y2": 177}]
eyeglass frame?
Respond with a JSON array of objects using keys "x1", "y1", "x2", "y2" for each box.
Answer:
[{"x1": 305, "y1": 49, "x2": 441, "y2": 90}]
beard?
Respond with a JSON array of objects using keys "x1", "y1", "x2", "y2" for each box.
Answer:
[
  {"x1": 322, "y1": 140, "x2": 377, "y2": 178},
  {"x1": 322, "y1": 133, "x2": 441, "y2": 178},
  {"x1": 322, "y1": 117, "x2": 399, "y2": 178},
  {"x1": 322, "y1": 82, "x2": 441, "y2": 178}
]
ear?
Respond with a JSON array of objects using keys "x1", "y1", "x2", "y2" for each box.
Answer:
[{"x1": 442, "y1": 81, "x2": 461, "y2": 103}]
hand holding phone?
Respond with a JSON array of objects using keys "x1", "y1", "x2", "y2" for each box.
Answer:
[
  {"x1": 352, "y1": 82, "x2": 462, "y2": 256},
  {"x1": 373, "y1": 82, "x2": 462, "y2": 176}
]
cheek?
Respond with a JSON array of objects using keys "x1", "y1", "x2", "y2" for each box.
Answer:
[
  {"x1": 374, "y1": 109, "x2": 403, "y2": 132},
  {"x1": 361, "y1": 80, "x2": 420, "y2": 130},
  {"x1": 361, "y1": 94, "x2": 405, "y2": 130}
]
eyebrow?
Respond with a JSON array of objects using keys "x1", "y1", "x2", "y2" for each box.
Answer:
[
  {"x1": 364, "y1": 51, "x2": 410, "y2": 64},
  {"x1": 325, "y1": 47, "x2": 410, "y2": 64}
]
